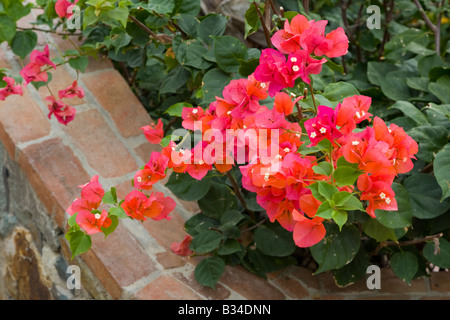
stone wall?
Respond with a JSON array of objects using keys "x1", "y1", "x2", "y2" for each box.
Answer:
[{"x1": 0, "y1": 11, "x2": 449, "y2": 301}]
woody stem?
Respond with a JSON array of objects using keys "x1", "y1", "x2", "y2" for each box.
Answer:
[
  {"x1": 225, "y1": 171, "x2": 254, "y2": 220},
  {"x1": 370, "y1": 233, "x2": 443, "y2": 257}
]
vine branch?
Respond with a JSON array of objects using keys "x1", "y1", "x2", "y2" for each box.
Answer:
[{"x1": 370, "y1": 233, "x2": 443, "y2": 257}]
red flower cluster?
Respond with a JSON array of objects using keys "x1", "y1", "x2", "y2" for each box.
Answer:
[
  {"x1": 0, "y1": 77, "x2": 23, "y2": 101},
  {"x1": 66, "y1": 170, "x2": 176, "y2": 235},
  {"x1": 145, "y1": 14, "x2": 417, "y2": 249},
  {"x1": 15, "y1": 45, "x2": 82, "y2": 125}
]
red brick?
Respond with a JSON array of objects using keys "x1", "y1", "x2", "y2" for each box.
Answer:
[
  {"x1": 430, "y1": 271, "x2": 450, "y2": 293},
  {"x1": 0, "y1": 89, "x2": 51, "y2": 158},
  {"x1": 82, "y1": 70, "x2": 152, "y2": 138},
  {"x1": 142, "y1": 209, "x2": 187, "y2": 250},
  {"x1": 173, "y1": 271, "x2": 231, "y2": 300},
  {"x1": 82, "y1": 223, "x2": 158, "y2": 299},
  {"x1": 378, "y1": 269, "x2": 428, "y2": 294},
  {"x1": 17, "y1": 138, "x2": 90, "y2": 227},
  {"x1": 220, "y1": 266, "x2": 286, "y2": 300},
  {"x1": 63, "y1": 109, "x2": 138, "y2": 178},
  {"x1": 134, "y1": 142, "x2": 162, "y2": 164},
  {"x1": 289, "y1": 266, "x2": 321, "y2": 291},
  {"x1": 271, "y1": 273, "x2": 310, "y2": 299},
  {"x1": 156, "y1": 251, "x2": 187, "y2": 269},
  {"x1": 0, "y1": 47, "x2": 12, "y2": 69},
  {"x1": 134, "y1": 275, "x2": 203, "y2": 300}
]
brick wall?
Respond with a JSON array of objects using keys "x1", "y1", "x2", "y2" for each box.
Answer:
[{"x1": 0, "y1": 14, "x2": 449, "y2": 300}]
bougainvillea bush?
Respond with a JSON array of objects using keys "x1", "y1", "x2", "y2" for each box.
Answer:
[{"x1": 1, "y1": 0, "x2": 449, "y2": 289}]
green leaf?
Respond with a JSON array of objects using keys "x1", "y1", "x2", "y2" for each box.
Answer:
[
  {"x1": 83, "y1": 6, "x2": 99, "y2": 27},
  {"x1": 68, "y1": 212, "x2": 78, "y2": 228},
  {"x1": 429, "y1": 75, "x2": 450, "y2": 104},
  {"x1": 244, "y1": 2, "x2": 263, "y2": 39},
  {"x1": 219, "y1": 210, "x2": 245, "y2": 226},
  {"x1": 212, "y1": 35, "x2": 248, "y2": 73},
  {"x1": 245, "y1": 248, "x2": 296, "y2": 277},
  {"x1": 332, "y1": 248, "x2": 370, "y2": 287},
  {"x1": 367, "y1": 62, "x2": 400, "y2": 87},
  {"x1": 408, "y1": 125, "x2": 448, "y2": 163},
  {"x1": 194, "y1": 256, "x2": 225, "y2": 289},
  {"x1": 404, "y1": 174, "x2": 450, "y2": 219},
  {"x1": 198, "y1": 182, "x2": 238, "y2": 220},
  {"x1": 218, "y1": 238, "x2": 242, "y2": 255},
  {"x1": 376, "y1": 183, "x2": 412, "y2": 229},
  {"x1": 201, "y1": 68, "x2": 232, "y2": 104},
  {"x1": 306, "y1": 182, "x2": 326, "y2": 202},
  {"x1": 172, "y1": 0, "x2": 201, "y2": 16},
  {"x1": 363, "y1": 218, "x2": 397, "y2": 242},
  {"x1": 333, "y1": 167, "x2": 361, "y2": 187},
  {"x1": 109, "y1": 27, "x2": 132, "y2": 53},
  {"x1": 332, "y1": 191, "x2": 354, "y2": 207},
  {"x1": 69, "y1": 230, "x2": 92, "y2": 258},
  {"x1": 380, "y1": 71, "x2": 412, "y2": 101},
  {"x1": 313, "y1": 161, "x2": 333, "y2": 176},
  {"x1": 197, "y1": 14, "x2": 227, "y2": 45},
  {"x1": 165, "y1": 102, "x2": 193, "y2": 117},
  {"x1": 325, "y1": 59, "x2": 344, "y2": 75},
  {"x1": 340, "y1": 196, "x2": 364, "y2": 211},
  {"x1": 389, "y1": 101, "x2": 429, "y2": 126},
  {"x1": 434, "y1": 143, "x2": 450, "y2": 201},
  {"x1": 332, "y1": 209, "x2": 348, "y2": 231},
  {"x1": 102, "y1": 187, "x2": 117, "y2": 205},
  {"x1": 159, "y1": 65, "x2": 190, "y2": 94},
  {"x1": 101, "y1": 215, "x2": 119, "y2": 237},
  {"x1": 322, "y1": 82, "x2": 359, "y2": 102},
  {"x1": 172, "y1": 37, "x2": 212, "y2": 69},
  {"x1": 68, "y1": 56, "x2": 89, "y2": 72},
  {"x1": 10, "y1": 30, "x2": 37, "y2": 59},
  {"x1": 310, "y1": 223, "x2": 360, "y2": 274},
  {"x1": 109, "y1": 206, "x2": 128, "y2": 219},
  {"x1": 184, "y1": 213, "x2": 219, "y2": 237},
  {"x1": 238, "y1": 57, "x2": 260, "y2": 78},
  {"x1": 317, "y1": 181, "x2": 339, "y2": 201},
  {"x1": 0, "y1": 14, "x2": 16, "y2": 43},
  {"x1": 315, "y1": 201, "x2": 333, "y2": 219},
  {"x1": 166, "y1": 172, "x2": 212, "y2": 201},
  {"x1": 173, "y1": 14, "x2": 200, "y2": 38},
  {"x1": 190, "y1": 229, "x2": 223, "y2": 254},
  {"x1": 390, "y1": 251, "x2": 418, "y2": 285},
  {"x1": 146, "y1": 0, "x2": 175, "y2": 15},
  {"x1": 423, "y1": 238, "x2": 450, "y2": 269},
  {"x1": 102, "y1": 5, "x2": 129, "y2": 28},
  {"x1": 254, "y1": 224, "x2": 296, "y2": 257}
]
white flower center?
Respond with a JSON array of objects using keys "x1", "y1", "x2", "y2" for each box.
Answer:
[
  {"x1": 94, "y1": 213, "x2": 101, "y2": 219},
  {"x1": 310, "y1": 132, "x2": 317, "y2": 138},
  {"x1": 319, "y1": 127, "x2": 327, "y2": 134},
  {"x1": 352, "y1": 141, "x2": 360, "y2": 146},
  {"x1": 292, "y1": 65, "x2": 299, "y2": 72},
  {"x1": 192, "y1": 109, "x2": 198, "y2": 114},
  {"x1": 385, "y1": 197, "x2": 391, "y2": 204},
  {"x1": 290, "y1": 57, "x2": 297, "y2": 62},
  {"x1": 380, "y1": 192, "x2": 386, "y2": 199},
  {"x1": 284, "y1": 147, "x2": 290, "y2": 153},
  {"x1": 137, "y1": 176, "x2": 142, "y2": 182}
]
